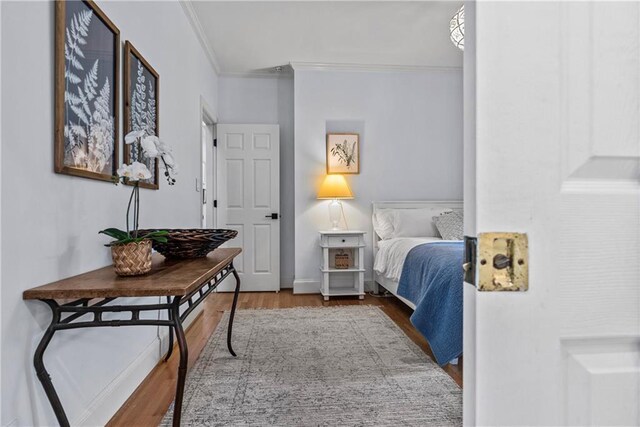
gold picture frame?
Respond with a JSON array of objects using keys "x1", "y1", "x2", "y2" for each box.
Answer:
[{"x1": 326, "y1": 133, "x2": 359, "y2": 174}]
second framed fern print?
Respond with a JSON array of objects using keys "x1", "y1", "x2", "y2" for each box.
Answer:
[{"x1": 124, "y1": 41, "x2": 159, "y2": 189}]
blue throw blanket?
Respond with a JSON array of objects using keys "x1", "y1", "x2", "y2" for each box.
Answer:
[{"x1": 397, "y1": 241, "x2": 464, "y2": 366}]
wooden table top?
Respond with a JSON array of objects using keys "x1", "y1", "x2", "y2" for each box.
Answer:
[{"x1": 23, "y1": 248, "x2": 242, "y2": 300}]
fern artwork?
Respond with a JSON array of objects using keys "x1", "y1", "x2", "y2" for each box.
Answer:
[
  {"x1": 326, "y1": 133, "x2": 360, "y2": 174},
  {"x1": 55, "y1": 0, "x2": 120, "y2": 182},
  {"x1": 124, "y1": 41, "x2": 160, "y2": 189}
]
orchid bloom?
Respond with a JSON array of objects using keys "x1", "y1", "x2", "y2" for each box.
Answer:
[
  {"x1": 121, "y1": 129, "x2": 177, "y2": 184},
  {"x1": 129, "y1": 162, "x2": 152, "y2": 181},
  {"x1": 117, "y1": 162, "x2": 151, "y2": 182},
  {"x1": 125, "y1": 129, "x2": 145, "y2": 144},
  {"x1": 141, "y1": 135, "x2": 160, "y2": 158},
  {"x1": 156, "y1": 139, "x2": 171, "y2": 155},
  {"x1": 116, "y1": 164, "x2": 132, "y2": 179}
]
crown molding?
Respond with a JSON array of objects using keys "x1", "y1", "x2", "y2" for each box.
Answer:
[
  {"x1": 289, "y1": 61, "x2": 462, "y2": 73},
  {"x1": 218, "y1": 70, "x2": 294, "y2": 79},
  {"x1": 179, "y1": 0, "x2": 221, "y2": 74}
]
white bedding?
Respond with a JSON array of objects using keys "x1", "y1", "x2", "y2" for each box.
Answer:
[{"x1": 374, "y1": 237, "x2": 444, "y2": 282}]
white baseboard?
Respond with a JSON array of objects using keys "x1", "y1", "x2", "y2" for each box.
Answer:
[
  {"x1": 70, "y1": 298, "x2": 213, "y2": 426},
  {"x1": 293, "y1": 279, "x2": 376, "y2": 294},
  {"x1": 74, "y1": 337, "x2": 161, "y2": 426},
  {"x1": 293, "y1": 279, "x2": 320, "y2": 294}
]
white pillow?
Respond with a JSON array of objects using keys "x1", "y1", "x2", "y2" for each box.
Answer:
[
  {"x1": 392, "y1": 207, "x2": 453, "y2": 238},
  {"x1": 372, "y1": 210, "x2": 395, "y2": 240}
]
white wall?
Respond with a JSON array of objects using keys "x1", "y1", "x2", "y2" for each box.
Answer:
[
  {"x1": 293, "y1": 68, "x2": 463, "y2": 291},
  {"x1": 0, "y1": 1, "x2": 218, "y2": 425},
  {"x1": 217, "y1": 75, "x2": 295, "y2": 287}
]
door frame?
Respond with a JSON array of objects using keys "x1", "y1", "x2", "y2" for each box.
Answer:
[
  {"x1": 462, "y1": 1, "x2": 476, "y2": 425},
  {"x1": 200, "y1": 96, "x2": 217, "y2": 228}
]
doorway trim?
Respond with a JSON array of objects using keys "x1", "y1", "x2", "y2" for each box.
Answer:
[{"x1": 200, "y1": 96, "x2": 217, "y2": 228}]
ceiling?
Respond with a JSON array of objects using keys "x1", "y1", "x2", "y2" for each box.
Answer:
[{"x1": 189, "y1": 1, "x2": 463, "y2": 75}]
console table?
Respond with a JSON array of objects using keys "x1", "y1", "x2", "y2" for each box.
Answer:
[{"x1": 23, "y1": 248, "x2": 242, "y2": 427}]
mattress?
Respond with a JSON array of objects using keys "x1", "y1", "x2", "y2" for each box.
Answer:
[{"x1": 374, "y1": 237, "x2": 444, "y2": 282}]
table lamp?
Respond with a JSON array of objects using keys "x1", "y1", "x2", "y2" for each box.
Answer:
[{"x1": 317, "y1": 174, "x2": 354, "y2": 230}]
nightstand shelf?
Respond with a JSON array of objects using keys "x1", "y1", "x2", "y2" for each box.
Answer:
[
  {"x1": 321, "y1": 287, "x2": 363, "y2": 297},
  {"x1": 319, "y1": 231, "x2": 366, "y2": 301},
  {"x1": 320, "y1": 268, "x2": 365, "y2": 273}
]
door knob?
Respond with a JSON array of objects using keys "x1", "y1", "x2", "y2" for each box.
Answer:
[{"x1": 265, "y1": 213, "x2": 279, "y2": 220}]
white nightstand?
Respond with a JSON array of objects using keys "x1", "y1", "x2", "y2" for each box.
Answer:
[{"x1": 319, "y1": 231, "x2": 366, "y2": 301}]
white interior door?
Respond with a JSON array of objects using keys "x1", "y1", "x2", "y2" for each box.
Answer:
[
  {"x1": 216, "y1": 124, "x2": 280, "y2": 292},
  {"x1": 466, "y1": 2, "x2": 640, "y2": 426}
]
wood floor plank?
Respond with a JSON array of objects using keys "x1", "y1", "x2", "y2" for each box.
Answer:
[{"x1": 107, "y1": 290, "x2": 462, "y2": 427}]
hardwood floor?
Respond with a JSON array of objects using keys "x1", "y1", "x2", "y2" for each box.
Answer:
[{"x1": 107, "y1": 290, "x2": 463, "y2": 427}]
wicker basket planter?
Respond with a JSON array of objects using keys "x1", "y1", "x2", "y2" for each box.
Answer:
[
  {"x1": 138, "y1": 229, "x2": 238, "y2": 259},
  {"x1": 111, "y1": 239, "x2": 152, "y2": 276}
]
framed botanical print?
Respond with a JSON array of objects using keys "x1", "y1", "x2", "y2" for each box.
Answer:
[
  {"x1": 326, "y1": 133, "x2": 359, "y2": 174},
  {"x1": 123, "y1": 41, "x2": 159, "y2": 189},
  {"x1": 54, "y1": 0, "x2": 120, "y2": 182}
]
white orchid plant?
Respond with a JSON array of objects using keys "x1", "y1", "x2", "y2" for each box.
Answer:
[
  {"x1": 120, "y1": 129, "x2": 178, "y2": 185},
  {"x1": 99, "y1": 130, "x2": 178, "y2": 247}
]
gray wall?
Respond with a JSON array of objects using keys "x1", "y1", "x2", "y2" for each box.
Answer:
[
  {"x1": 217, "y1": 75, "x2": 295, "y2": 287},
  {"x1": 293, "y1": 68, "x2": 463, "y2": 290},
  {"x1": 1, "y1": 2, "x2": 218, "y2": 425}
]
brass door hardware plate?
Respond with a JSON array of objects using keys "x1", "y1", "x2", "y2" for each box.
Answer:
[{"x1": 478, "y1": 232, "x2": 528, "y2": 291}]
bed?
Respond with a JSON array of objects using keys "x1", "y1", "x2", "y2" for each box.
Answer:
[{"x1": 372, "y1": 201, "x2": 464, "y2": 366}]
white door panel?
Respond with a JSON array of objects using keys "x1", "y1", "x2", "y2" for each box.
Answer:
[
  {"x1": 467, "y1": 2, "x2": 640, "y2": 425},
  {"x1": 217, "y1": 124, "x2": 280, "y2": 292}
]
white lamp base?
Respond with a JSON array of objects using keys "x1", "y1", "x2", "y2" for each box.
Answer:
[{"x1": 328, "y1": 199, "x2": 343, "y2": 230}]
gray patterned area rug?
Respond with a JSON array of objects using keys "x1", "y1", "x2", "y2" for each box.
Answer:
[{"x1": 161, "y1": 306, "x2": 462, "y2": 426}]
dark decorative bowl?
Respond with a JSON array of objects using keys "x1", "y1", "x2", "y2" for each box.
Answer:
[{"x1": 138, "y1": 229, "x2": 238, "y2": 259}]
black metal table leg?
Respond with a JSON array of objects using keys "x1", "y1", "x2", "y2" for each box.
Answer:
[
  {"x1": 33, "y1": 300, "x2": 70, "y2": 427},
  {"x1": 164, "y1": 296, "x2": 174, "y2": 362},
  {"x1": 170, "y1": 296, "x2": 188, "y2": 427},
  {"x1": 29, "y1": 259, "x2": 239, "y2": 427},
  {"x1": 227, "y1": 265, "x2": 241, "y2": 357}
]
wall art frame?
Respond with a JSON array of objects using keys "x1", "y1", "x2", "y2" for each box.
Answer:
[
  {"x1": 123, "y1": 40, "x2": 160, "y2": 189},
  {"x1": 326, "y1": 133, "x2": 359, "y2": 174},
  {"x1": 54, "y1": 0, "x2": 120, "y2": 182}
]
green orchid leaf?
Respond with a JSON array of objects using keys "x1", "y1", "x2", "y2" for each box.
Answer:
[
  {"x1": 99, "y1": 228, "x2": 130, "y2": 241},
  {"x1": 140, "y1": 230, "x2": 169, "y2": 239}
]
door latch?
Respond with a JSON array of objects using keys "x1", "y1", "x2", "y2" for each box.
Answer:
[
  {"x1": 463, "y1": 236, "x2": 477, "y2": 285},
  {"x1": 477, "y1": 232, "x2": 528, "y2": 291}
]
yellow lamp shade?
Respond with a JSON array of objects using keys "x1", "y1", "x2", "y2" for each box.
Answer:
[{"x1": 317, "y1": 175, "x2": 353, "y2": 199}]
